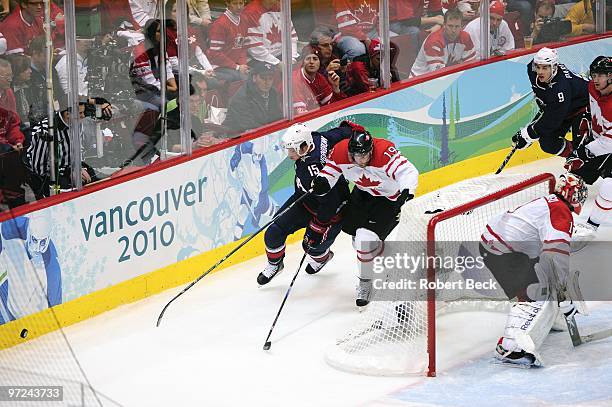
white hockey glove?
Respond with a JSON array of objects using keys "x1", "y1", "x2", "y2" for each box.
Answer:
[{"x1": 511, "y1": 127, "x2": 535, "y2": 150}]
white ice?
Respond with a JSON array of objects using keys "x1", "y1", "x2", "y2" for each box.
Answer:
[{"x1": 1, "y1": 157, "x2": 611, "y2": 407}]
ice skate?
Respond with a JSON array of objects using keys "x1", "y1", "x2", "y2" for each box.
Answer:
[
  {"x1": 494, "y1": 337, "x2": 540, "y2": 368},
  {"x1": 356, "y1": 278, "x2": 372, "y2": 307},
  {"x1": 257, "y1": 261, "x2": 284, "y2": 285},
  {"x1": 305, "y1": 251, "x2": 334, "y2": 275}
]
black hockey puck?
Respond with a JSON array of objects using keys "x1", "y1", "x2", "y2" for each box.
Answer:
[
  {"x1": 19, "y1": 329, "x2": 28, "y2": 339},
  {"x1": 263, "y1": 341, "x2": 271, "y2": 350}
]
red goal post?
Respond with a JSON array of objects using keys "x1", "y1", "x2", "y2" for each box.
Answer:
[{"x1": 424, "y1": 172, "x2": 556, "y2": 376}]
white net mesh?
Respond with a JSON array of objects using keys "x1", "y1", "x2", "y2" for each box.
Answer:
[{"x1": 325, "y1": 173, "x2": 554, "y2": 376}]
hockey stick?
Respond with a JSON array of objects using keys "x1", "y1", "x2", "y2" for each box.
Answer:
[
  {"x1": 564, "y1": 315, "x2": 612, "y2": 346},
  {"x1": 495, "y1": 143, "x2": 518, "y2": 174},
  {"x1": 156, "y1": 192, "x2": 310, "y2": 327},
  {"x1": 557, "y1": 271, "x2": 612, "y2": 346},
  {"x1": 263, "y1": 253, "x2": 307, "y2": 350}
]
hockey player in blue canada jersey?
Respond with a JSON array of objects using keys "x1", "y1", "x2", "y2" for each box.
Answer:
[
  {"x1": 257, "y1": 122, "x2": 352, "y2": 285},
  {"x1": 0, "y1": 214, "x2": 62, "y2": 325},
  {"x1": 512, "y1": 47, "x2": 589, "y2": 157}
]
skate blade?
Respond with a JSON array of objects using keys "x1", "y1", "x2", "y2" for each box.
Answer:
[{"x1": 491, "y1": 357, "x2": 541, "y2": 369}]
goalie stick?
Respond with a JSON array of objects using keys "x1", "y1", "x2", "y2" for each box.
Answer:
[{"x1": 558, "y1": 271, "x2": 612, "y2": 346}]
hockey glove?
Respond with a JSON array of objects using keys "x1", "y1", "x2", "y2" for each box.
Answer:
[
  {"x1": 339, "y1": 120, "x2": 366, "y2": 134},
  {"x1": 311, "y1": 176, "x2": 331, "y2": 196},
  {"x1": 511, "y1": 128, "x2": 535, "y2": 150},
  {"x1": 303, "y1": 219, "x2": 331, "y2": 252},
  {"x1": 564, "y1": 145, "x2": 595, "y2": 173},
  {"x1": 396, "y1": 189, "x2": 414, "y2": 207}
]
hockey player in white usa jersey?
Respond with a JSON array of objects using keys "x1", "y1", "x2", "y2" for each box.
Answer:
[
  {"x1": 565, "y1": 56, "x2": 612, "y2": 250},
  {"x1": 480, "y1": 174, "x2": 588, "y2": 367},
  {"x1": 312, "y1": 122, "x2": 419, "y2": 306}
]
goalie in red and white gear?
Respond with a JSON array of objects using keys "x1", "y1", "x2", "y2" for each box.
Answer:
[
  {"x1": 312, "y1": 122, "x2": 419, "y2": 306},
  {"x1": 480, "y1": 174, "x2": 588, "y2": 367},
  {"x1": 565, "y1": 56, "x2": 612, "y2": 250}
]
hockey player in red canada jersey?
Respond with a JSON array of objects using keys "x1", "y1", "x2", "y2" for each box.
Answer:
[
  {"x1": 480, "y1": 174, "x2": 588, "y2": 367},
  {"x1": 312, "y1": 122, "x2": 419, "y2": 306},
  {"x1": 565, "y1": 56, "x2": 612, "y2": 249}
]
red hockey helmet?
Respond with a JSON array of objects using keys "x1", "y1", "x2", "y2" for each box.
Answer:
[{"x1": 555, "y1": 174, "x2": 588, "y2": 214}]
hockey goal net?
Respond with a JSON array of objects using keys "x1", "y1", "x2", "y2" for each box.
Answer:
[{"x1": 325, "y1": 173, "x2": 556, "y2": 377}]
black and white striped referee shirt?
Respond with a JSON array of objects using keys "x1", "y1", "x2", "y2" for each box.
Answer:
[{"x1": 26, "y1": 115, "x2": 71, "y2": 177}]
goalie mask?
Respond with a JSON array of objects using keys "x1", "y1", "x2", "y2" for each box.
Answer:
[
  {"x1": 533, "y1": 47, "x2": 559, "y2": 82},
  {"x1": 26, "y1": 215, "x2": 52, "y2": 255},
  {"x1": 281, "y1": 123, "x2": 313, "y2": 156},
  {"x1": 555, "y1": 174, "x2": 588, "y2": 214}
]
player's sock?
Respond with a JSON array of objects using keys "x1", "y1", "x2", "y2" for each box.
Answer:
[
  {"x1": 305, "y1": 251, "x2": 334, "y2": 275},
  {"x1": 257, "y1": 260, "x2": 284, "y2": 285}
]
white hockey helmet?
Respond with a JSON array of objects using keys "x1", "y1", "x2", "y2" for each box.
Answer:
[
  {"x1": 533, "y1": 47, "x2": 559, "y2": 80},
  {"x1": 26, "y1": 214, "x2": 52, "y2": 254},
  {"x1": 555, "y1": 173, "x2": 588, "y2": 214},
  {"x1": 281, "y1": 123, "x2": 313, "y2": 155}
]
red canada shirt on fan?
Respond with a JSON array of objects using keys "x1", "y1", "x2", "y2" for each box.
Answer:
[
  {"x1": 410, "y1": 29, "x2": 476, "y2": 77},
  {"x1": 319, "y1": 138, "x2": 418, "y2": 200}
]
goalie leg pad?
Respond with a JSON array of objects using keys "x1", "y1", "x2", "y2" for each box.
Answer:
[{"x1": 497, "y1": 299, "x2": 559, "y2": 365}]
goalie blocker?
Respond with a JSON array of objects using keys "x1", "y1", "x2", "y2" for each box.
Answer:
[{"x1": 480, "y1": 174, "x2": 587, "y2": 367}]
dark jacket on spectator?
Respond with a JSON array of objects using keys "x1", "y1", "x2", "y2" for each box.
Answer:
[{"x1": 224, "y1": 78, "x2": 282, "y2": 136}]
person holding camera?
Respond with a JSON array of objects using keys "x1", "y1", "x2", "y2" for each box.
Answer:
[
  {"x1": 512, "y1": 47, "x2": 589, "y2": 158},
  {"x1": 25, "y1": 98, "x2": 110, "y2": 199},
  {"x1": 531, "y1": 1, "x2": 572, "y2": 44},
  {"x1": 292, "y1": 48, "x2": 347, "y2": 115}
]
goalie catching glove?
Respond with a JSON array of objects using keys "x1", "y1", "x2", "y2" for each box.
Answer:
[
  {"x1": 512, "y1": 127, "x2": 535, "y2": 150},
  {"x1": 302, "y1": 218, "x2": 331, "y2": 252}
]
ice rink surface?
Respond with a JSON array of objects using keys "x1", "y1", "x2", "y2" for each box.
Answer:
[{"x1": 1, "y1": 157, "x2": 612, "y2": 406}]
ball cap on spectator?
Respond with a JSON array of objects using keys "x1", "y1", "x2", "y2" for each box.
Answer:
[
  {"x1": 489, "y1": 1, "x2": 505, "y2": 16},
  {"x1": 250, "y1": 60, "x2": 277, "y2": 75},
  {"x1": 368, "y1": 39, "x2": 381, "y2": 55}
]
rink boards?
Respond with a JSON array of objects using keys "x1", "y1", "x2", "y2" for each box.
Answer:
[{"x1": 0, "y1": 37, "x2": 611, "y2": 348}]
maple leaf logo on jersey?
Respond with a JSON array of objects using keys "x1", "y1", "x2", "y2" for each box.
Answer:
[
  {"x1": 354, "y1": 1, "x2": 377, "y2": 25},
  {"x1": 266, "y1": 22, "x2": 282, "y2": 44},
  {"x1": 355, "y1": 174, "x2": 380, "y2": 188}
]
